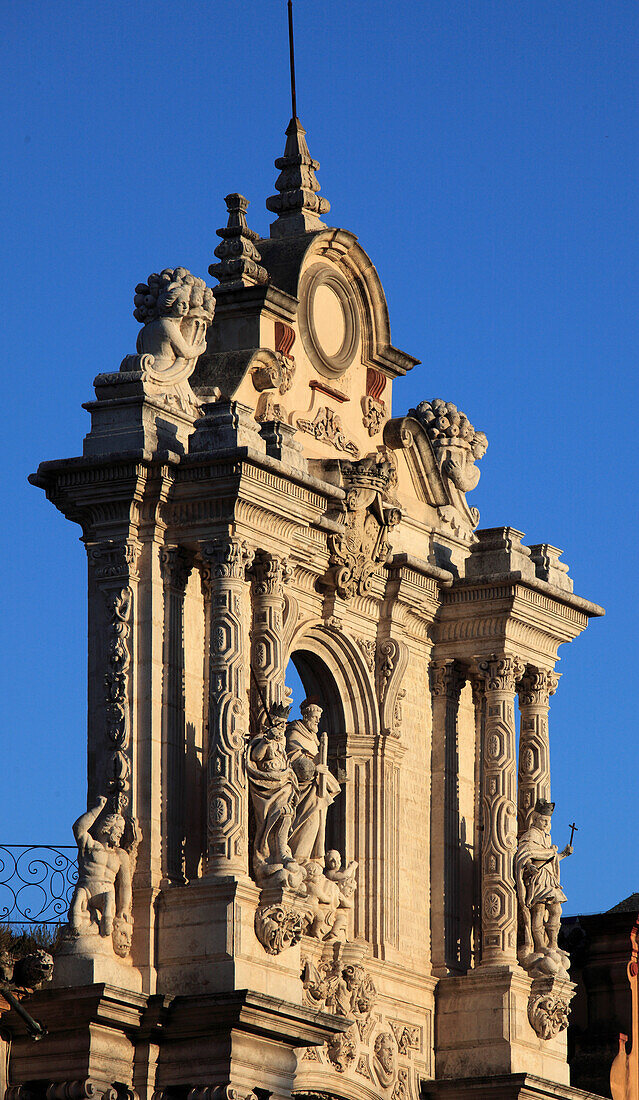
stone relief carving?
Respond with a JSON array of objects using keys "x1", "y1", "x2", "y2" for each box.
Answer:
[
  {"x1": 103, "y1": 586, "x2": 132, "y2": 812},
  {"x1": 122, "y1": 267, "x2": 214, "y2": 401},
  {"x1": 373, "y1": 1032, "x2": 396, "y2": 1088},
  {"x1": 254, "y1": 904, "x2": 303, "y2": 955},
  {"x1": 64, "y1": 796, "x2": 139, "y2": 961},
  {"x1": 392, "y1": 1068, "x2": 411, "y2": 1100},
  {"x1": 302, "y1": 953, "x2": 377, "y2": 1036},
  {"x1": 514, "y1": 798, "x2": 572, "y2": 979},
  {"x1": 325, "y1": 454, "x2": 401, "y2": 599},
  {"x1": 527, "y1": 988, "x2": 571, "y2": 1040},
  {"x1": 362, "y1": 395, "x2": 386, "y2": 437},
  {"x1": 296, "y1": 406, "x2": 359, "y2": 457},
  {"x1": 410, "y1": 399, "x2": 487, "y2": 493},
  {"x1": 389, "y1": 1020, "x2": 421, "y2": 1056},
  {"x1": 325, "y1": 1028, "x2": 357, "y2": 1073}
]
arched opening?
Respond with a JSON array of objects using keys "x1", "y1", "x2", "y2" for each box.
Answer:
[{"x1": 285, "y1": 648, "x2": 347, "y2": 860}]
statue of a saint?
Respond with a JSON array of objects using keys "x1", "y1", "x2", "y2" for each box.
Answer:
[
  {"x1": 246, "y1": 704, "x2": 302, "y2": 884},
  {"x1": 68, "y1": 797, "x2": 133, "y2": 943},
  {"x1": 286, "y1": 699, "x2": 341, "y2": 865},
  {"x1": 514, "y1": 798, "x2": 572, "y2": 973}
]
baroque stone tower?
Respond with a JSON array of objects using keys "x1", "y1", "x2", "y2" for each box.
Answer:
[{"x1": 13, "y1": 106, "x2": 604, "y2": 1100}]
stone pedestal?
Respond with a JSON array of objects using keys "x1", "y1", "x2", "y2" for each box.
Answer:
[
  {"x1": 156, "y1": 877, "x2": 303, "y2": 1002},
  {"x1": 435, "y1": 967, "x2": 573, "y2": 1083}
]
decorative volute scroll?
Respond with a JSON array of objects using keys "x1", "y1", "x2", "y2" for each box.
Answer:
[
  {"x1": 384, "y1": 398, "x2": 487, "y2": 538},
  {"x1": 377, "y1": 638, "x2": 409, "y2": 738},
  {"x1": 121, "y1": 266, "x2": 215, "y2": 404},
  {"x1": 324, "y1": 453, "x2": 402, "y2": 599}
]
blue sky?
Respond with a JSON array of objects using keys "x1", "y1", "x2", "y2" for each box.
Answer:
[{"x1": 0, "y1": 1, "x2": 637, "y2": 916}]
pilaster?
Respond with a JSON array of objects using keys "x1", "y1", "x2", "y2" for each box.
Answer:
[
  {"x1": 430, "y1": 660, "x2": 466, "y2": 977},
  {"x1": 159, "y1": 546, "x2": 195, "y2": 885}
]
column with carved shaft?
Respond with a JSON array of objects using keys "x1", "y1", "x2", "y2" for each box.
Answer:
[
  {"x1": 430, "y1": 659, "x2": 466, "y2": 976},
  {"x1": 200, "y1": 538, "x2": 254, "y2": 877},
  {"x1": 477, "y1": 654, "x2": 525, "y2": 967},
  {"x1": 249, "y1": 551, "x2": 291, "y2": 732},
  {"x1": 86, "y1": 538, "x2": 141, "y2": 814},
  {"x1": 517, "y1": 667, "x2": 559, "y2": 835},
  {"x1": 159, "y1": 545, "x2": 194, "y2": 885}
]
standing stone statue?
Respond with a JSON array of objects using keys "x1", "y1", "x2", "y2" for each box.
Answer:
[
  {"x1": 286, "y1": 699, "x2": 341, "y2": 865},
  {"x1": 514, "y1": 799, "x2": 572, "y2": 977},
  {"x1": 67, "y1": 797, "x2": 133, "y2": 950},
  {"x1": 246, "y1": 703, "x2": 304, "y2": 888}
]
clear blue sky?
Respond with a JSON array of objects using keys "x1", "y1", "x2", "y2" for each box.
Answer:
[{"x1": 1, "y1": 1, "x2": 637, "y2": 917}]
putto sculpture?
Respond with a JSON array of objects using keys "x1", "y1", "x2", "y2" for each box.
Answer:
[
  {"x1": 514, "y1": 799, "x2": 573, "y2": 977},
  {"x1": 121, "y1": 266, "x2": 214, "y2": 401},
  {"x1": 66, "y1": 796, "x2": 135, "y2": 958}
]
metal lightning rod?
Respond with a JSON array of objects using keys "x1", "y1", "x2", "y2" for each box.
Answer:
[{"x1": 287, "y1": 0, "x2": 298, "y2": 119}]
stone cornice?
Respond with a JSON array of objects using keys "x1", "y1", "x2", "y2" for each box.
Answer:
[{"x1": 434, "y1": 572, "x2": 604, "y2": 665}]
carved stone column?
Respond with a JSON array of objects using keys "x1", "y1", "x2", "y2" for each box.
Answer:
[
  {"x1": 159, "y1": 545, "x2": 194, "y2": 885},
  {"x1": 476, "y1": 654, "x2": 525, "y2": 967},
  {"x1": 86, "y1": 537, "x2": 141, "y2": 813},
  {"x1": 517, "y1": 667, "x2": 559, "y2": 835},
  {"x1": 249, "y1": 551, "x2": 291, "y2": 731},
  {"x1": 470, "y1": 673, "x2": 485, "y2": 968},
  {"x1": 200, "y1": 537, "x2": 254, "y2": 877},
  {"x1": 430, "y1": 659, "x2": 466, "y2": 976}
]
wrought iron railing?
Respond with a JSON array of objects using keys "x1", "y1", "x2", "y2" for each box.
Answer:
[{"x1": 0, "y1": 846, "x2": 77, "y2": 926}]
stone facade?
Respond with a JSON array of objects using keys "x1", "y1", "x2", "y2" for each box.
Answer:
[{"x1": 8, "y1": 110, "x2": 605, "y2": 1100}]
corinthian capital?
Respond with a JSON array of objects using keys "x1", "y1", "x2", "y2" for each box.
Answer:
[
  {"x1": 159, "y1": 545, "x2": 194, "y2": 592},
  {"x1": 249, "y1": 550, "x2": 292, "y2": 596},
  {"x1": 518, "y1": 668, "x2": 560, "y2": 707},
  {"x1": 430, "y1": 660, "x2": 466, "y2": 699},
  {"x1": 477, "y1": 654, "x2": 525, "y2": 693},
  {"x1": 200, "y1": 538, "x2": 254, "y2": 580}
]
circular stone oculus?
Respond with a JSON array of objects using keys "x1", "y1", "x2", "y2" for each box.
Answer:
[{"x1": 299, "y1": 264, "x2": 360, "y2": 378}]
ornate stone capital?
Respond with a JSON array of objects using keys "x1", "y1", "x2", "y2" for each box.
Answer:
[
  {"x1": 248, "y1": 550, "x2": 292, "y2": 596},
  {"x1": 430, "y1": 659, "x2": 466, "y2": 699},
  {"x1": 200, "y1": 538, "x2": 254, "y2": 580},
  {"x1": 518, "y1": 668, "x2": 560, "y2": 707},
  {"x1": 159, "y1": 545, "x2": 194, "y2": 592},
  {"x1": 477, "y1": 654, "x2": 525, "y2": 693},
  {"x1": 87, "y1": 538, "x2": 141, "y2": 582}
]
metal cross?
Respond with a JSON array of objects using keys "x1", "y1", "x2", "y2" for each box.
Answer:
[{"x1": 569, "y1": 821, "x2": 579, "y2": 845}]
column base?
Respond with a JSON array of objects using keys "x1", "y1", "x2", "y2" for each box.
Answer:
[
  {"x1": 435, "y1": 966, "x2": 574, "y2": 1083},
  {"x1": 156, "y1": 875, "x2": 303, "y2": 1001}
]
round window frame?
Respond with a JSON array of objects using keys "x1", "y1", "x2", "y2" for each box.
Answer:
[{"x1": 299, "y1": 263, "x2": 360, "y2": 379}]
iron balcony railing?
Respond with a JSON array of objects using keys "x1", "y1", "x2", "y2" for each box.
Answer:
[{"x1": 0, "y1": 846, "x2": 77, "y2": 926}]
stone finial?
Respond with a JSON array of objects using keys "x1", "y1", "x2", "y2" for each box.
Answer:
[
  {"x1": 266, "y1": 116, "x2": 330, "y2": 238},
  {"x1": 209, "y1": 194, "x2": 267, "y2": 291}
]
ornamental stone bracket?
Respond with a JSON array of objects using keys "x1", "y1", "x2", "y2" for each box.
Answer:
[{"x1": 527, "y1": 975, "x2": 576, "y2": 1040}]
